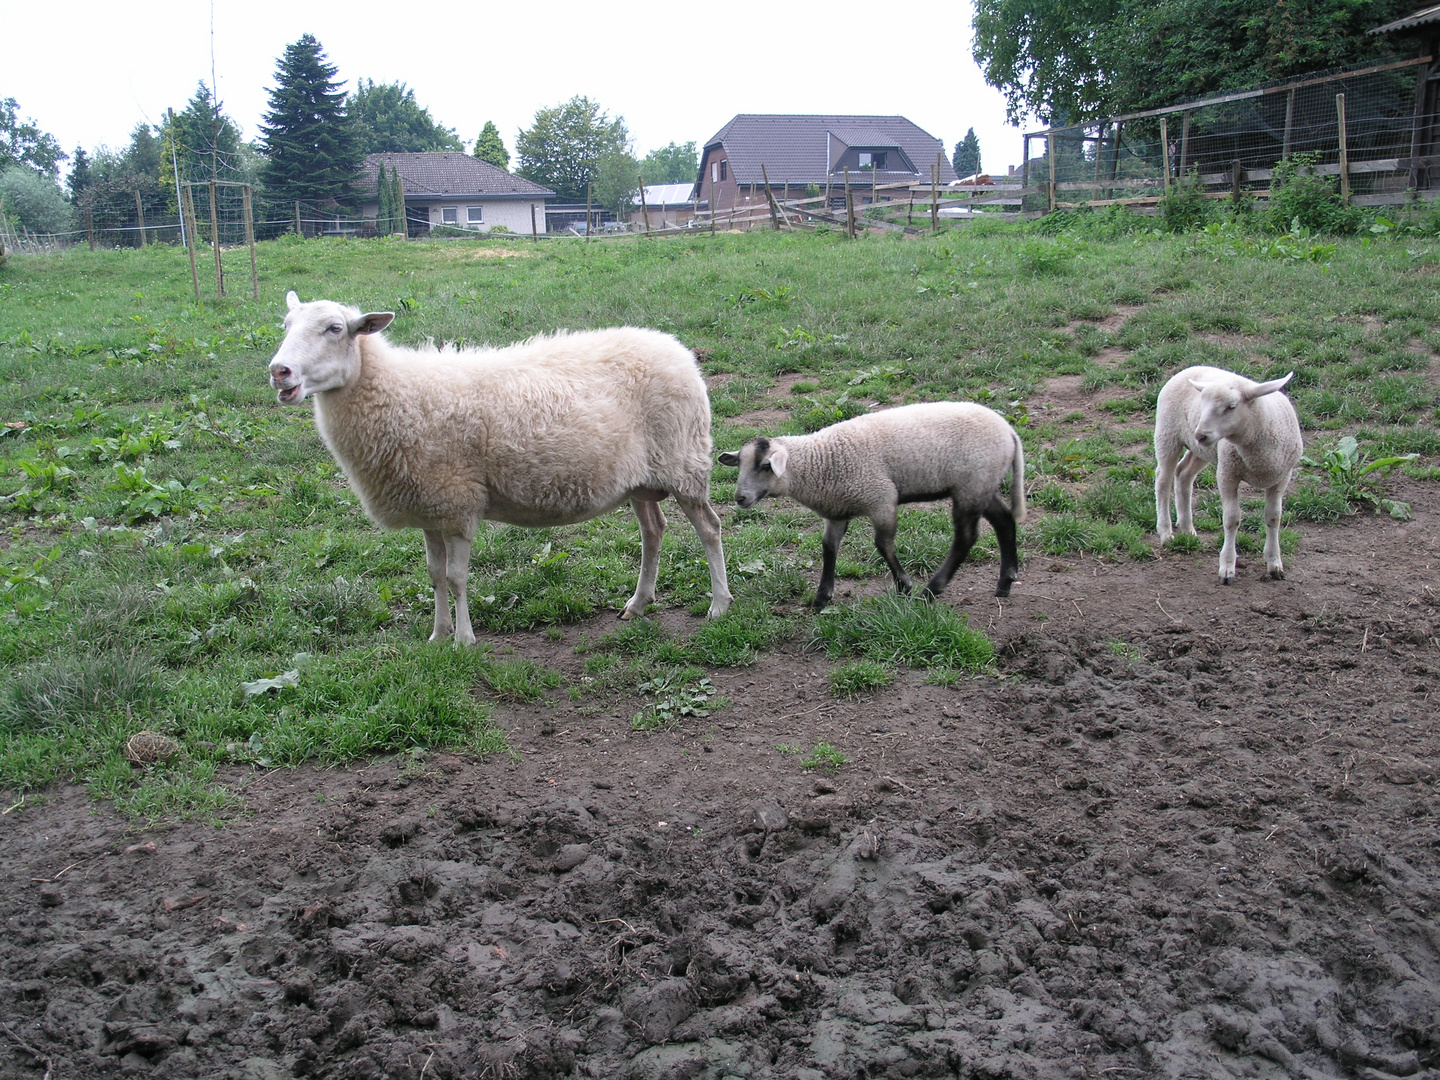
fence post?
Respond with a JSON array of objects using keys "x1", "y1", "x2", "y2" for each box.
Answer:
[
  {"x1": 530, "y1": 202, "x2": 539, "y2": 241},
  {"x1": 1231, "y1": 159, "x2": 1243, "y2": 205},
  {"x1": 181, "y1": 185, "x2": 201, "y2": 303},
  {"x1": 394, "y1": 176, "x2": 406, "y2": 238},
  {"x1": 242, "y1": 184, "x2": 258, "y2": 301},
  {"x1": 760, "y1": 164, "x2": 783, "y2": 230},
  {"x1": 844, "y1": 167, "x2": 855, "y2": 238},
  {"x1": 1092, "y1": 123, "x2": 1107, "y2": 202},
  {"x1": 208, "y1": 179, "x2": 224, "y2": 297},
  {"x1": 1180, "y1": 113, "x2": 1191, "y2": 175},
  {"x1": 1282, "y1": 88, "x2": 1296, "y2": 160},
  {"x1": 639, "y1": 175, "x2": 652, "y2": 234},
  {"x1": 1336, "y1": 93, "x2": 1350, "y2": 204},
  {"x1": 87, "y1": 210, "x2": 95, "y2": 251},
  {"x1": 134, "y1": 189, "x2": 147, "y2": 247},
  {"x1": 1160, "y1": 117, "x2": 1171, "y2": 193},
  {"x1": 294, "y1": 201, "x2": 301, "y2": 236},
  {"x1": 586, "y1": 183, "x2": 593, "y2": 243},
  {"x1": 1047, "y1": 132, "x2": 1057, "y2": 213},
  {"x1": 930, "y1": 161, "x2": 939, "y2": 232}
]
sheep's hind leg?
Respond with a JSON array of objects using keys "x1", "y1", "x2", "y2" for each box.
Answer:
[
  {"x1": 1174, "y1": 451, "x2": 1206, "y2": 537},
  {"x1": 983, "y1": 495, "x2": 1020, "y2": 597},
  {"x1": 871, "y1": 507, "x2": 914, "y2": 596},
  {"x1": 622, "y1": 498, "x2": 667, "y2": 620},
  {"x1": 813, "y1": 517, "x2": 851, "y2": 611},
  {"x1": 676, "y1": 496, "x2": 732, "y2": 618},
  {"x1": 446, "y1": 535, "x2": 476, "y2": 645},
  {"x1": 424, "y1": 529, "x2": 453, "y2": 642},
  {"x1": 923, "y1": 504, "x2": 980, "y2": 599},
  {"x1": 1263, "y1": 484, "x2": 1286, "y2": 579}
]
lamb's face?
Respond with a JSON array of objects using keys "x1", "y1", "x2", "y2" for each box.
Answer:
[
  {"x1": 268, "y1": 292, "x2": 394, "y2": 404},
  {"x1": 1189, "y1": 371, "x2": 1293, "y2": 448},
  {"x1": 719, "y1": 438, "x2": 789, "y2": 509}
]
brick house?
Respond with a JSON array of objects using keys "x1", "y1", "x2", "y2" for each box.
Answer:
[
  {"x1": 360, "y1": 153, "x2": 554, "y2": 236},
  {"x1": 697, "y1": 115, "x2": 958, "y2": 213}
]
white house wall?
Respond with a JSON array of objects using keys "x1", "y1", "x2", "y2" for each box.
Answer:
[{"x1": 424, "y1": 199, "x2": 546, "y2": 234}]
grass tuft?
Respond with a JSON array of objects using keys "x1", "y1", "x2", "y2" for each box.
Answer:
[{"x1": 811, "y1": 594, "x2": 994, "y2": 672}]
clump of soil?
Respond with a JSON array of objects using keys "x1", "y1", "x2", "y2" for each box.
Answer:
[{"x1": 2, "y1": 488, "x2": 1438, "y2": 1079}]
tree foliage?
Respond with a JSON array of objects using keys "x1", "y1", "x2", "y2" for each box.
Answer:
[
  {"x1": 260, "y1": 34, "x2": 362, "y2": 204},
  {"x1": 349, "y1": 80, "x2": 462, "y2": 155},
  {"x1": 639, "y1": 141, "x2": 698, "y2": 184},
  {"x1": 593, "y1": 147, "x2": 640, "y2": 216},
  {"x1": 472, "y1": 121, "x2": 510, "y2": 169},
  {"x1": 0, "y1": 168, "x2": 74, "y2": 233},
  {"x1": 516, "y1": 96, "x2": 627, "y2": 203},
  {"x1": 972, "y1": 0, "x2": 1417, "y2": 122},
  {"x1": 162, "y1": 83, "x2": 244, "y2": 185},
  {"x1": 953, "y1": 128, "x2": 982, "y2": 177},
  {"x1": 0, "y1": 98, "x2": 65, "y2": 179}
]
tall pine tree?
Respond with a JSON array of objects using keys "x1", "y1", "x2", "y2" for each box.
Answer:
[
  {"x1": 390, "y1": 166, "x2": 406, "y2": 234},
  {"x1": 472, "y1": 121, "x2": 509, "y2": 169},
  {"x1": 952, "y1": 128, "x2": 982, "y2": 178},
  {"x1": 375, "y1": 166, "x2": 392, "y2": 234},
  {"x1": 260, "y1": 34, "x2": 361, "y2": 205}
]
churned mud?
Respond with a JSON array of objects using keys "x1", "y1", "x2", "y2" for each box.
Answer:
[{"x1": 2, "y1": 486, "x2": 1438, "y2": 1079}]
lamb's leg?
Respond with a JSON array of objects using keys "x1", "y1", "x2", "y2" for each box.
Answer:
[
  {"x1": 622, "y1": 498, "x2": 667, "y2": 619},
  {"x1": 446, "y1": 534, "x2": 476, "y2": 645},
  {"x1": 871, "y1": 507, "x2": 914, "y2": 595},
  {"x1": 424, "y1": 529, "x2": 452, "y2": 642},
  {"x1": 813, "y1": 517, "x2": 851, "y2": 611},
  {"x1": 1263, "y1": 484, "x2": 1286, "y2": 580},
  {"x1": 1217, "y1": 468, "x2": 1242, "y2": 585},
  {"x1": 1155, "y1": 442, "x2": 1179, "y2": 541},
  {"x1": 676, "y1": 496, "x2": 733, "y2": 618},
  {"x1": 924, "y1": 504, "x2": 980, "y2": 598},
  {"x1": 1174, "y1": 451, "x2": 1206, "y2": 538},
  {"x1": 982, "y1": 495, "x2": 1020, "y2": 597}
]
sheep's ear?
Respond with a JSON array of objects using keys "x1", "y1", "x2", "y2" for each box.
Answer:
[
  {"x1": 286, "y1": 290, "x2": 301, "y2": 310},
  {"x1": 1245, "y1": 372, "x2": 1294, "y2": 400},
  {"x1": 350, "y1": 312, "x2": 394, "y2": 336},
  {"x1": 718, "y1": 451, "x2": 741, "y2": 468},
  {"x1": 768, "y1": 445, "x2": 788, "y2": 477}
]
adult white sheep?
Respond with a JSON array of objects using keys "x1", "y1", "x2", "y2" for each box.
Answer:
[
  {"x1": 719, "y1": 402, "x2": 1026, "y2": 610},
  {"x1": 1154, "y1": 365, "x2": 1300, "y2": 584},
  {"x1": 268, "y1": 292, "x2": 732, "y2": 644}
]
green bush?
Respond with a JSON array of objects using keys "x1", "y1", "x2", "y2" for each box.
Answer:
[
  {"x1": 1262, "y1": 155, "x2": 1366, "y2": 235},
  {"x1": 1158, "y1": 171, "x2": 1214, "y2": 233}
]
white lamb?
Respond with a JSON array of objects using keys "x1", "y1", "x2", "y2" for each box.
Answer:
[
  {"x1": 719, "y1": 402, "x2": 1026, "y2": 610},
  {"x1": 1154, "y1": 365, "x2": 1301, "y2": 583},
  {"x1": 268, "y1": 292, "x2": 732, "y2": 644}
]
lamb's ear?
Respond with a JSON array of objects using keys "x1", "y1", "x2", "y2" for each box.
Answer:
[
  {"x1": 718, "y1": 451, "x2": 741, "y2": 468},
  {"x1": 1245, "y1": 371, "x2": 1294, "y2": 400},
  {"x1": 286, "y1": 290, "x2": 301, "y2": 310},
  {"x1": 767, "y1": 445, "x2": 788, "y2": 477},
  {"x1": 349, "y1": 312, "x2": 395, "y2": 336}
]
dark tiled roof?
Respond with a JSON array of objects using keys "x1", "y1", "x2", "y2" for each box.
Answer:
[
  {"x1": 360, "y1": 153, "x2": 554, "y2": 199},
  {"x1": 1370, "y1": 3, "x2": 1440, "y2": 32},
  {"x1": 701, "y1": 115, "x2": 958, "y2": 185}
]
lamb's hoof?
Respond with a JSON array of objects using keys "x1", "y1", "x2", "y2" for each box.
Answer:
[
  {"x1": 810, "y1": 597, "x2": 832, "y2": 612},
  {"x1": 995, "y1": 582, "x2": 1014, "y2": 598},
  {"x1": 707, "y1": 598, "x2": 733, "y2": 619},
  {"x1": 428, "y1": 629, "x2": 452, "y2": 643},
  {"x1": 1220, "y1": 575, "x2": 1234, "y2": 586},
  {"x1": 454, "y1": 630, "x2": 476, "y2": 647},
  {"x1": 1268, "y1": 568, "x2": 1285, "y2": 580}
]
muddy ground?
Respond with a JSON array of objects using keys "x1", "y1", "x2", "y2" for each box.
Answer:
[{"x1": 2, "y1": 485, "x2": 1438, "y2": 1080}]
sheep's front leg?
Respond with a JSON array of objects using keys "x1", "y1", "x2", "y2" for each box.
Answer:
[
  {"x1": 1174, "y1": 451, "x2": 1206, "y2": 538},
  {"x1": 870, "y1": 507, "x2": 914, "y2": 596},
  {"x1": 1154, "y1": 445, "x2": 1179, "y2": 541},
  {"x1": 622, "y1": 498, "x2": 666, "y2": 619},
  {"x1": 424, "y1": 529, "x2": 453, "y2": 642},
  {"x1": 676, "y1": 496, "x2": 732, "y2": 618},
  {"x1": 1217, "y1": 470, "x2": 1242, "y2": 585},
  {"x1": 813, "y1": 517, "x2": 851, "y2": 611},
  {"x1": 1263, "y1": 484, "x2": 1286, "y2": 580},
  {"x1": 446, "y1": 535, "x2": 476, "y2": 645}
]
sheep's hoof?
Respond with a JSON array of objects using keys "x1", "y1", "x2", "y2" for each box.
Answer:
[
  {"x1": 995, "y1": 582, "x2": 1013, "y2": 598},
  {"x1": 1269, "y1": 568, "x2": 1285, "y2": 580},
  {"x1": 707, "y1": 598, "x2": 733, "y2": 619},
  {"x1": 1220, "y1": 575, "x2": 1234, "y2": 586},
  {"x1": 810, "y1": 597, "x2": 832, "y2": 612}
]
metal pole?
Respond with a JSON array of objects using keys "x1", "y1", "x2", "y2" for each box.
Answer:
[{"x1": 168, "y1": 108, "x2": 185, "y2": 248}]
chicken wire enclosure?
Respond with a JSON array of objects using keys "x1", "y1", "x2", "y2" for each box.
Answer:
[{"x1": 1022, "y1": 54, "x2": 1436, "y2": 212}]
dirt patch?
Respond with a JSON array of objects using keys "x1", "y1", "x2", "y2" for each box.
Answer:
[
  {"x1": 729, "y1": 374, "x2": 813, "y2": 428},
  {"x1": 1195, "y1": 332, "x2": 1261, "y2": 354},
  {"x1": 1097, "y1": 304, "x2": 1144, "y2": 334},
  {"x1": 3, "y1": 491, "x2": 1440, "y2": 1079}
]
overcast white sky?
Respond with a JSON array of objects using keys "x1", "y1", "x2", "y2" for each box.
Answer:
[{"x1": 5, "y1": 0, "x2": 1027, "y2": 178}]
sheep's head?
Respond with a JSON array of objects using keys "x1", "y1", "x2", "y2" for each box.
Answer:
[
  {"x1": 268, "y1": 291, "x2": 394, "y2": 404},
  {"x1": 1189, "y1": 371, "x2": 1293, "y2": 448},
  {"x1": 719, "y1": 437, "x2": 789, "y2": 508}
]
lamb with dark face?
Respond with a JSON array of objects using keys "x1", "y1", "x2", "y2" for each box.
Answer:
[{"x1": 720, "y1": 402, "x2": 1026, "y2": 610}]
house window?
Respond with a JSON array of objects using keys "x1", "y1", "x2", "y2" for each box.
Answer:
[
  {"x1": 441, "y1": 207, "x2": 458, "y2": 224},
  {"x1": 467, "y1": 206, "x2": 483, "y2": 225},
  {"x1": 720, "y1": 160, "x2": 728, "y2": 181},
  {"x1": 858, "y1": 152, "x2": 887, "y2": 169}
]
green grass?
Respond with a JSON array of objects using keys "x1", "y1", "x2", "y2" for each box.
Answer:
[
  {"x1": 829, "y1": 659, "x2": 895, "y2": 697},
  {"x1": 2, "y1": 224, "x2": 1437, "y2": 811}
]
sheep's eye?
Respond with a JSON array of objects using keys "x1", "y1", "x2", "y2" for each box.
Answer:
[
  {"x1": 325, "y1": 323, "x2": 343, "y2": 335},
  {"x1": 1224, "y1": 403, "x2": 1236, "y2": 412}
]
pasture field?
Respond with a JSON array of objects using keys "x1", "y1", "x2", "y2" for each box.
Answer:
[{"x1": 1, "y1": 224, "x2": 1438, "y2": 1079}]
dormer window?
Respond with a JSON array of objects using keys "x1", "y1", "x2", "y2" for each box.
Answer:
[{"x1": 857, "y1": 151, "x2": 887, "y2": 169}]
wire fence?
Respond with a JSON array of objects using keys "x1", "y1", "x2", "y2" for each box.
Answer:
[{"x1": 1021, "y1": 54, "x2": 1434, "y2": 212}]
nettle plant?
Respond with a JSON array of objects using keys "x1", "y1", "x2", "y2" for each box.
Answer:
[{"x1": 1303, "y1": 436, "x2": 1418, "y2": 520}]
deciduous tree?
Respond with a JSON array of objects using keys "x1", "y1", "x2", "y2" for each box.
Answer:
[
  {"x1": 0, "y1": 98, "x2": 65, "y2": 178},
  {"x1": 639, "y1": 141, "x2": 698, "y2": 184},
  {"x1": 349, "y1": 80, "x2": 462, "y2": 154},
  {"x1": 516, "y1": 96, "x2": 627, "y2": 203}
]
